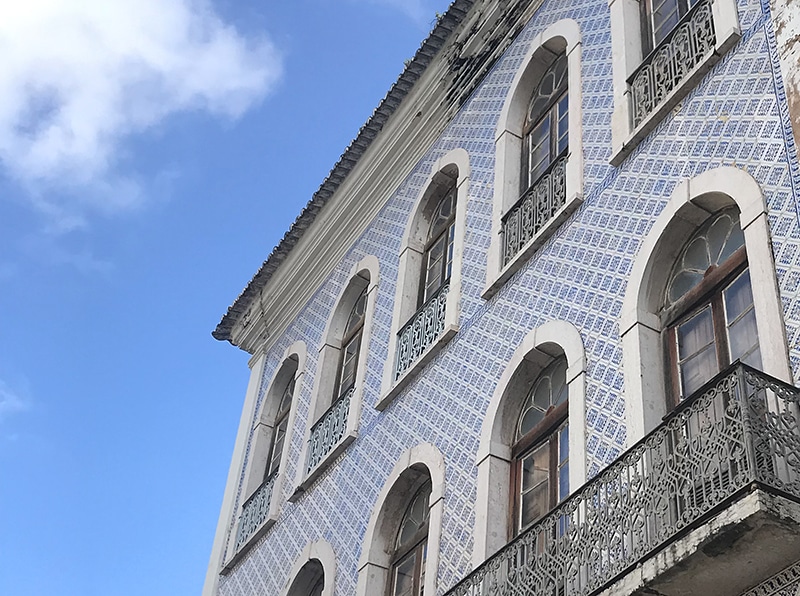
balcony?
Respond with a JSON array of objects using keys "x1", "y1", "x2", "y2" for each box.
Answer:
[
  {"x1": 502, "y1": 154, "x2": 567, "y2": 267},
  {"x1": 306, "y1": 387, "x2": 352, "y2": 474},
  {"x1": 629, "y1": 0, "x2": 716, "y2": 128},
  {"x1": 394, "y1": 281, "x2": 450, "y2": 381},
  {"x1": 234, "y1": 472, "x2": 276, "y2": 553},
  {"x1": 445, "y1": 363, "x2": 800, "y2": 596}
]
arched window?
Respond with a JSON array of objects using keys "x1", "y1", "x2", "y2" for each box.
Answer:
[
  {"x1": 662, "y1": 209, "x2": 760, "y2": 402},
  {"x1": 335, "y1": 288, "x2": 367, "y2": 400},
  {"x1": 474, "y1": 321, "x2": 586, "y2": 562},
  {"x1": 485, "y1": 21, "x2": 583, "y2": 297},
  {"x1": 621, "y1": 167, "x2": 791, "y2": 443},
  {"x1": 522, "y1": 53, "x2": 568, "y2": 194},
  {"x1": 608, "y1": 0, "x2": 739, "y2": 162},
  {"x1": 389, "y1": 481, "x2": 431, "y2": 596},
  {"x1": 295, "y1": 257, "x2": 379, "y2": 493},
  {"x1": 286, "y1": 560, "x2": 325, "y2": 596},
  {"x1": 281, "y1": 540, "x2": 337, "y2": 596},
  {"x1": 227, "y1": 344, "x2": 306, "y2": 564},
  {"x1": 420, "y1": 187, "x2": 456, "y2": 305},
  {"x1": 265, "y1": 375, "x2": 295, "y2": 482},
  {"x1": 357, "y1": 444, "x2": 445, "y2": 596},
  {"x1": 380, "y1": 150, "x2": 469, "y2": 406},
  {"x1": 512, "y1": 356, "x2": 569, "y2": 532}
]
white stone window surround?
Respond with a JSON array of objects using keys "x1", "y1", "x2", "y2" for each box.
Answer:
[
  {"x1": 222, "y1": 341, "x2": 308, "y2": 565},
  {"x1": 378, "y1": 149, "x2": 470, "y2": 410},
  {"x1": 292, "y1": 256, "x2": 380, "y2": 496},
  {"x1": 608, "y1": 0, "x2": 741, "y2": 165},
  {"x1": 203, "y1": 350, "x2": 268, "y2": 595},
  {"x1": 356, "y1": 443, "x2": 446, "y2": 596},
  {"x1": 621, "y1": 166, "x2": 792, "y2": 445},
  {"x1": 483, "y1": 19, "x2": 584, "y2": 300},
  {"x1": 281, "y1": 540, "x2": 337, "y2": 596},
  {"x1": 473, "y1": 320, "x2": 588, "y2": 565}
]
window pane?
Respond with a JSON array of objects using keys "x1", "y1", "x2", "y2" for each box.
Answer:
[
  {"x1": 522, "y1": 443, "x2": 550, "y2": 491},
  {"x1": 682, "y1": 236, "x2": 710, "y2": 274},
  {"x1": 728, "y1": 309, "x2": 759, "y2": 363},
  {"x1": 724, "y1": 270, "x2": 754, "y2": 322},
  {"x1": 556, "y1": 94, "x2": 569, "y2": 154},
  {"x1": 677, "y1": 306, "x2": 715, "y2": 359},
  {"x1": 680, "y1": 343, "x2": 718, "y2": 397},
  {"x1": 559, "y1": 462, "x2": 570, "y2": 502},
  {"x1": 527, "y1": 115, "x2": 551, "y2": 185},
  {"x1": 521, "y1": 481, "x2": 549, "y2": 528},
  {"x1": 651, "y1": 0, "x2": 681, "y2": 45},
  {"x1": 267, "y1": 417, "x2": 287, "y2": 478},
  {"x1": 338, "y1": 335, "x2": 360, "y2": 394},
  {"x1": 558, "y1": 424, "x2": 569, "y2": 501},
  {"x1": 392, "y1": 552, "x2": 417, "y2": 596}
]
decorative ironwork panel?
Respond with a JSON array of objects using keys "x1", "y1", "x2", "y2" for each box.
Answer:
[
  {"x1": 444, "y1": 364, "x2": 800, "y2": 596},
  {"x1": 630, "y1": 0, "x2": 716, "y2": 127},
  {"x1": 501, "y1": 155, "x2": 567, "y2": 267},
  {"x1": 234, "y1": 473, "x2": 276, "y2": 552},
  {"x1": 306, "y1": 387, "x2": 352, "y2": 473},
  {"x1": 742, "y1": 560, "x2": 800, "y2": 596},
  {"x1": 394, "y1": 281, "x2": 450, "y2": 380}
]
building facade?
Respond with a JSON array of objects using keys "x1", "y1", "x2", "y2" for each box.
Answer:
[{"x1": 204, "y1": 0, "x2": 800, "y2": 594}]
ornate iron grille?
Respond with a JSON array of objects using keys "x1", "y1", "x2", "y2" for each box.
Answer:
[
  {"x1": 394, "y1": 281, "x2": 450, "y2": 380},
  {"x1": 234, "y1": 472, "x2": 276, "y2": 552},
  {"x1": 444, "y1": 363, "x2": 800, "y2": 596},
  {"x1": 743, "y1": 560, "x2": 800, "y2": 596},
  {"x1": 501, "y1": 155, "x2": 567, "y2": 267},
  {"x1": 305, "y1": 387, "x2": 352, "y2": 473},
  {"x1": 629, "y1": 0, "x2": 716, "y2": 127}
]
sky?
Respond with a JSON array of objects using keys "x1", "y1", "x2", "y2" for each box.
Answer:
[{"x1": 0, "y1": 1, "x2": 452, "y2": 594}]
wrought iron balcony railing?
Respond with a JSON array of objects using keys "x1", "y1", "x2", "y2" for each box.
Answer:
[
  {"x1": 629, "y1": 0, "x2": 716, "y2": 127},
  {"x1": 234, "y1": 472, "x2": 276, "y2": 552},
  {"x1": 306, "y1": 387, "x2": 352, "y2": 474},
  {"x1": 394, "y1": 281, "x2": 450, "y2": 380},
  {"x1": 502, "y1": 155, "x2": 567, "y2": 267},
  {"x1": 444, "y1": 363, "x2": 800, "y2": 596}
]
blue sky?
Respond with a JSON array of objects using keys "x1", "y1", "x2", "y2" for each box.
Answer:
[{"x1": 0, "y1": 1, "x2": 451, "y2": 594}]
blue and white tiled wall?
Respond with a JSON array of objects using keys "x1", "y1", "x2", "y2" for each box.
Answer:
[{"x1": 217, "y1": 0, "x2": 800, "y2": 591}]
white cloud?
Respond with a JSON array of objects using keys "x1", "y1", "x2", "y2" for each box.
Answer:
[
  {"x1": 0, "y1": 0, "x2": 281, "y2": 218},
  {"x1": 0, "y1": 379, "x2": 29, "y2": 423}
]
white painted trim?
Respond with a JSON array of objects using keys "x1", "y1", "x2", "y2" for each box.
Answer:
[
  {"x1": 474, "y1": 320, "x2": 587, "y2": 565},
  {"x1": 484, "y1": 20, "x2": 584, "y2": 298},
  {"x1": 203, "y1": 353, "x2": 267, "y2": 596},
  {"x1": 621, "y1": 166, "x2": 791, "y2": 446},
  {"x1": 280, "y1": 539, "x2": 337, "y2": 596},
  {"x1": 380, "y1": 149, "x2": 470, "y2": 406},
  {"x1": 295, "y1": 257, "x2": 380, "y2": 494},
  {"x1": 356, "y1": 443, "x2": 446, "y2": 596}
]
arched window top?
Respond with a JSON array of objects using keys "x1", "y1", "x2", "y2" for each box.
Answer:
[
  {"x1": 664, "y1": 208, "x2": 744, "y2": 307},
  {"x1": 427, "y1": 186, "x2": 456, "y2": 240},
  {"x1": 516, "y1": 356, "x2": 568, "y2": 440},
  {"x1": 344, "y1": 288, "x2": 367, "y2": 338},
  {"x1": 395, "y1": 480, "x2": 432, "y2": 550},
  {"x1": 524, "y1": 53, "x2": 568, "y2": 132}
]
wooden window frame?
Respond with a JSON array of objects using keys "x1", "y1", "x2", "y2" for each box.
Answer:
[
  {"x1": 418, "y1": 187, "x2": 457, "y2": 307},
  {"x1": 521, "y1": 79, "x2": 568, "y2": 195},
  {"x1": 663, "y1": 245, "x2": 748, "y2": 407},
  {"x1": 510, "y1": 400, "x2": 569, "y2": 537},
  {"x1": 333, "y1": 290, "x2": 367, "y2": 400}
]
